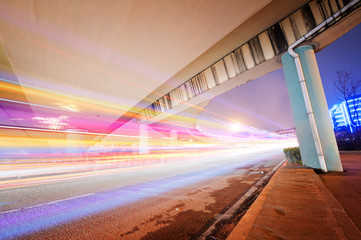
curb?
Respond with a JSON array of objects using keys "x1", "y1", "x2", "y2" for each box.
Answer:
[{"x1": 198, "y1": 159, "x2": 285, "y2": 240}]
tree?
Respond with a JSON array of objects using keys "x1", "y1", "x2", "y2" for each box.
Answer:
[{"x1": 333, "y1": 68, "x2": 361, "y2": 137}]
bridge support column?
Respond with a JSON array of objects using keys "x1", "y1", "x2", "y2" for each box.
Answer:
[
  {"x1": 170, "y1": 130, "x2": 178, "y2": 148},
  {"x1": 66, "y1": 129, "x2": 86, "y2": 155},
  {"x1": 139, "y1": 123, "x2": 149, "y2": 154},
  {"x1": 282, "y1": 45, "x2": 342, "y2": 172}
]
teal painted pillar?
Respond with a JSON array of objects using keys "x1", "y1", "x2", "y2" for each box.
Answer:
[{"x1": 282, "y1": 45, "x2": 342, "y2": 172}]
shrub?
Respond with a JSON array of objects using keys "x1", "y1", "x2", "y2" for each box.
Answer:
[{"x1": 283, "y1": 147, "x2": 302, "y2": 164}]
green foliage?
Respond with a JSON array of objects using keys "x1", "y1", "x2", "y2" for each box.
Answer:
[{"x1": 283, "y1": 147, "x2": 302, "y2": 164}]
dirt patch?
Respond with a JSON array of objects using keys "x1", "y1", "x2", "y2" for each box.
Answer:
[
  {"x1": 140, "y1": 174, "x2": 265, "y2": 240},
  {"x1": 119, "y1": 226, "x2": 140, "y2": 237},
  {"x1": 167, "y1": 202, "x2": 186, "y2": 212},
  {"x1": 187, "y1": 189, "x2": 203, "y2": 196},
  {"x1": 140, "y1": 210, "x2": 214, "y2": 240}
]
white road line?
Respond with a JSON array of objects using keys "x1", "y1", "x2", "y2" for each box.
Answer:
[{"x1": 0, "y1": 193, "x2": 95, "y2": 215}]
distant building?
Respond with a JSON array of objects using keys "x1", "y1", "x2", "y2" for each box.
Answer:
[{"x1": 329, "y1": 96, "x2": 361, "y2": 132}]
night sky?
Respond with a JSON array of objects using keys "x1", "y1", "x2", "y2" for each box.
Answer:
[{"x1": 200, "y1": 23, "x2": 361, "y2": 132}]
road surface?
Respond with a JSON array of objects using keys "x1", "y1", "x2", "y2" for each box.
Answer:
[{"x1": 0, "y1": 146, "x2": 285, "y2": 239}]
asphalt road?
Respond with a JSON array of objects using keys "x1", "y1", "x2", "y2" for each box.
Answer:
[{"x1": 0, "y1": 146, "x2": 285, "y2": 239}]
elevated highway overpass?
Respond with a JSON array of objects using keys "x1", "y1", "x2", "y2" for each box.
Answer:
[
  {"x1": 1, "y1": 1, "x2": 361, "y2": 238},
  {"x1": 0, "y1": 0, "x2": 360, "y2": 171},
  {"x1": 107, "y1": 0, "x2": 361, "y2": 172},
  {"x1": 138, "y1": 0, "x2": 361, "y2": 124}
]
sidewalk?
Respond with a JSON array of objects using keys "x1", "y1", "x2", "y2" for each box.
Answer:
[{"x1": 227, "y1": 152, "x2": 361, "y2": 240}]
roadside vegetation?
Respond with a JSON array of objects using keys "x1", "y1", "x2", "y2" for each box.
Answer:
[{"x1": 283, "y1": 147, "x2": 302, "y2": 164}]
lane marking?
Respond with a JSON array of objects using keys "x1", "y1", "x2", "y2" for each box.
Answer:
[{"x1": 0, "y1": 193, "x2": 95, "y2": 215}]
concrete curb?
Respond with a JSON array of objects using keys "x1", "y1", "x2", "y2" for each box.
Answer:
[
  {"x1": 198, "y1": 159, "x2": 285, "y2": 240},
  {"x1": 226, "y1": 161, "x2": 284, "y2": 240}
]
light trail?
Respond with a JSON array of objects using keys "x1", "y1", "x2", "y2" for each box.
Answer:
[
  {"x1": 0, "y1": 77, "x2": 234, "y2": 134},
  {"x1": 0, "y1": 137, "x2": 297, "y2": 190},
  {"x1": 0, "y1": 124, "x2": 142, "y2": 138},
  {"x1": 0, "y1": 77, "x2": 133, "y2": 116},
  {"x1": 0, "y1": 122, "x2": 296, "y2": 162}
]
